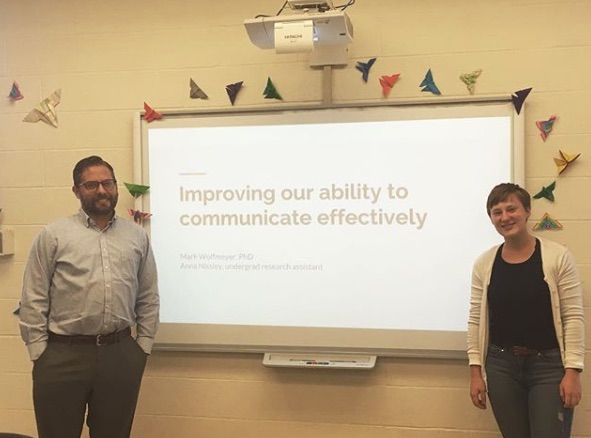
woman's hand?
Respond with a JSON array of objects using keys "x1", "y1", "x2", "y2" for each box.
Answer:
[
  {"x1": 470, "y1": 365, "x2": 487, "y2": 409},
  {"x1": 560, "y1": 369, "x2": 582, "y2": 408}
]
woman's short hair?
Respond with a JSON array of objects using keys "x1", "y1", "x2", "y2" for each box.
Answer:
[{"x1": 486, "y1": 183, "x2": 531, "y2": 217}]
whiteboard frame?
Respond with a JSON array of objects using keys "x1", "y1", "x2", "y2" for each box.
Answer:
[{"x1": 134, "y1": 97, "x2": 525, "y2": 358}]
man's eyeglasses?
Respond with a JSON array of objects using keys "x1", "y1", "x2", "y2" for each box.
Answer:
[{"x1": 78, "y1": 179, "x2": 117, "y2": 191}]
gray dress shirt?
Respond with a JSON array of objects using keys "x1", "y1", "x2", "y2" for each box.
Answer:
[{"x1": 20, "y1": 209, "x2": 160, "y2": 360}]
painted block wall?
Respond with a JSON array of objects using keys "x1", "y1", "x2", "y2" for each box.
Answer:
[{"x1": 0, "y1": 1, "x2": 589, "y2": 436}]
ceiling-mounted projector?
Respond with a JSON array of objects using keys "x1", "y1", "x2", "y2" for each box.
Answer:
[{"x1": 244, "y1": 10, "x2": 353, "y2": 51}]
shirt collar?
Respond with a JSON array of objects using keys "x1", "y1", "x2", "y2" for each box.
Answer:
[{"x1": 77, "y1": 208, "x2": 117, "y2": 228}]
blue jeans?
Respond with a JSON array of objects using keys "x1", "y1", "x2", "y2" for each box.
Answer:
[{"x1": 485, "y1": 344, "x2": 573, "y2": 438}]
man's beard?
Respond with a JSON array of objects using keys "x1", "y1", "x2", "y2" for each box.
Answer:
[{"x1": 81, "y1": 192, "x2": 118, "y2": 216}]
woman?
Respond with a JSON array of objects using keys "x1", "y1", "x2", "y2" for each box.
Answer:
[{"x1": 467, "y1": 183, "x2": 584, "y2": 437}]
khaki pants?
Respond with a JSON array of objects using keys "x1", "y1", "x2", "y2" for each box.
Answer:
[{"x1": 32, "y1": 335, "x2": 148, "y2": 438}]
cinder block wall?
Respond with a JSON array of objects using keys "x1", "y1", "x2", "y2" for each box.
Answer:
[{"x1": 0, "y1": 1, "x2": 589, "y2": 437}]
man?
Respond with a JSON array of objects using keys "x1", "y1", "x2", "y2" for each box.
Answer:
[{"x1": 19, "y1": 155, "x2": 159, "y2": 438}]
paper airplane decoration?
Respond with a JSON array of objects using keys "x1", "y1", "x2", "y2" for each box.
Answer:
[
  {"x1": 459, "y1": 69, "x2": 482, "y2": 94},
  {"x1": 355, "y1": 57, "x2": 376, "y2": 83},
  {"x1": 226, "y1": 81, "x2": 243, "y2": 105},
  {"x1": 8, "y1": 81, "x2": 24, "y2": 101},
  {"x1": 420, "y1": 69, "x2": 441, "y2": 95},
  {"x1": 554, "y1": 150, "x2": 580, "y2": 175},
  {"x1": 128, "y1": 209, "x2": 152, "y2": 225},
  {"x1": 511, "y1": 87, "x2": 532, "y2": 115},
  {"x1": 22, "y1": 89, "x2": 61, "y2": 127},
  {"x1": 379, "y1": 74, "x2": 400, "y2": 97},
  {"x1": 533, "y1": 181, "x2": 556, "y2": 202},
  {"x1": 536, "y1": 115, "x2": 557, "y2": 141},
  {"x1": 124, "y1": 182, "x2": 150, "y2": 198},
  {"x1": 533, "y1": 212, "x2": 563, "y2": 231},
  {"x1": 189, "y1": 78, "x2": 208, "y2": 99},
  {"x1": 263, "y1": 77, "x2": 282, "y2": 100},
  {"x1": 143, "y1": 102, "x2": 162, "y2": 123}
]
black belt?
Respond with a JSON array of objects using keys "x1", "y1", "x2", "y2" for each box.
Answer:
[{"x1": 48, "y1": 327, "x2": 131, "y2": 346}]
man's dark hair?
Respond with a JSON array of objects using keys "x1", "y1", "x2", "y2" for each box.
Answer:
[
  {"x1": 486, "y1": 183, "x2": 531, "y2": 217},
  {"x1": 72, "y1": 156, "x2": 116, "y2": 186}
]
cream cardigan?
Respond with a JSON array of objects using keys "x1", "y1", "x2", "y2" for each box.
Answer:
[{"x1": 467, "y1": 237, "x2": 585, "y2": 378}]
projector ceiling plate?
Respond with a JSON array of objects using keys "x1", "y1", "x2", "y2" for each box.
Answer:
[{"x1": 287, "y1": 0, "x2": 334, "y2": 10}]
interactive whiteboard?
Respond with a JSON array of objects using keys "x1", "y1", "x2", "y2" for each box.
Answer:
[{"x1": 135, "y1": 100, "x2": 524, "y2": 357}]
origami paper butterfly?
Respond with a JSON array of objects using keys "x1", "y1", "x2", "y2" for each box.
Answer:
[
  {"x1": 379, "y1": 74, "x2": 400, "y2": 97},
  {"x1": 263, "y1": 77, "x2": 282, "y2": 100},
  {"x1": 128, "y1": 209, "x2": 152, "y2": 225},
  {"x1": 226, "y1": 81, "x2": 243, "y2": 105},
  {"x1": 533, "y1": 212, "x2": 563, "y2": 231},
  {"x1": 554, "y1": 150, "x2": 580, "y2": 175},
  {"x1": 511, "y1": 88, "x2": 532, "y2": 115},
  {"x1": 143, "y1": 102, "x2": 162, "y2": 123},
  {"x1": 532, "y1": 181, "x2": 556, "y2": 202},
  {"x1": 8, "y1": 81, "x2": 24, "y2": 101},
  {"x1": 189, "y1": 78, "x2": 208, "y2": 99},
  {"x1": 23, "y1": 89, "x2": 61, "y2": 127},
  {"x1": 459, "y1": 69, "x2": 482, "y2": 94},
  {"x1": 124, "y1": 182, "x2": 150, "y2": 198},
  {"x1": 355, "y1": 57, "x2": 376, "y2": 83},
  {"x1": 420, "y1": 69, "x2": 441, "y2": 95},
  {"x1": 536, "y1": 115, "x2": 557, "y2": 141}
]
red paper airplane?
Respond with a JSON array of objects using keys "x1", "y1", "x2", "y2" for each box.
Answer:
[
  {"x1": 143, "y1": 102, "x2": 162, "y2": 123},
  {"x1": 379, "y1": 74, "x2": 400, "y2": 97}
]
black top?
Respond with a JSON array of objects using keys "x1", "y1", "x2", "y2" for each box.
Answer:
[{"x1": 488, "y1": 238, "x2": 558, "y2": 350}]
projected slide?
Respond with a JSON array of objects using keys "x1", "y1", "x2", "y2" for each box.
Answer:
[{"x1": 147, "y1": 112, "x2": 511, "y2": 334}]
